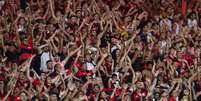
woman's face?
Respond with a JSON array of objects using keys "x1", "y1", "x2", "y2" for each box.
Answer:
[
  {"x1": 78, "y1": 91, "x2": 84, "y2": 97},
  {"x1": 136, "y1": 82, "x2": 144, "y2": 89},
  {"x1": 47, "y1": 61, "x2": 53, "y2": 70},
  {"x1": 43, "y1": 46, "x2": 49, "y2": 52},
  {"x1": 54, "y1": 56, "x2": 60, "y2": 62},
  {"x1": 116, "y1": 49, "x2": 121, "y2": 57},
  {"x1": 46, "y1": 77, "x2": 52, "y2": 85},
  {"x1": 100, "y1": 92, "x2": 107, "y2": 98},
  {"x1": 94, "y1": 14, "x2": 99, "y2": 21},
  {"x1": 14, "y1": 87, "x2": 20, "y2": 95},
  {"x1": 41, "y1": 73, "x2": 46, "y2": 80},
  {"x1": 71, "y1": 17, "x2": 77, "y2": 24},
  {"x1": 92, "y1": 27, "x2": 97, "y2": 34},
  {"x1": 19, "y1": 73, "x2": 26, "y2": 80},
  {"x1": 191, "y1": 14, "x2": 196, "y2": 19},
  {"x1": 94, "y1": 85, "x2": 100, "y2": 92},
  {"x1": 55, "y1": 64, "x2": 62, "y2": 72},
  {"x1": 23, "y1": 39, "x2": 29, "y2": 45},
  {"x1": 76, "y1": 10, "x2": 82, "y2": 17},
  {"x1": 85, "y1": 54, "x2": 91, "y2": 61},
  {"x1": 143, "y1": 25, "x2": 149, "y2": 32},
  {"x1": 19, "y1": 18, "x2": 25, "y2": 25}
]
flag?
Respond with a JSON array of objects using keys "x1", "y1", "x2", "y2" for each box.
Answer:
[{"x1": 182, "y1": 0, "x2": 187, "y2": 16}]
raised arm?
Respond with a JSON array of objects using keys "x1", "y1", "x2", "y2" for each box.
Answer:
[
  {"x1": 146, "y1": 70, "x2": 160, "y2": 98},
  {"x1": 3, "y1": 69, "x2": 18, "y2": 101},
  {"x1": 49, "y1": 0, "x2": 59, "y2": 21},
  {"x1": 119, "y1": 42, "x2": 134, "y2": 68},
  {"x1": 96, "y1": 22, "x2": 109, "y2": 47},
  {"x1": 3, "y1": 80, "x2": 17, "y2": 101},
  {"x1": 152, "y1": 60, "x2": 156, "y2": 74},
  {"x1": 19, "y1": 55, "x2": 35, "y2": 72},
  {"x1": 95, "y1": 53, "x2": 108, "y2": 70},
  {"x1": 61, "y1": 45, "x2": 82, "y2": 65}
]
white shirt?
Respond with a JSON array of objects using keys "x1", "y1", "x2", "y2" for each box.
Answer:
[
  {"x1": 40, "y1": 52, "x2": 52, "y2": 72},
  {"x1": 85, "y1": 62, "x2": 95, "y2": 71},
  {"x1": 187, "y1": 19, "x2": 197, "y2": 29},
  {"x1": 159, "y1": 40, "x2": 167, "y2": 54}
]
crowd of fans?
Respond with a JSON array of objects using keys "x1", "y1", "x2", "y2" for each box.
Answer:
[{"x1": 0, "y1": 0, "x2": 201, "y2": 101}]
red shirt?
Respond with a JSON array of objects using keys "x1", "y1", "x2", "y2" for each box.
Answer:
[
  {"x1": 7, "y1": 96, "x2": 21, "y2": 101},
  {"x1": 73, "y1": 62, "x2": 82, "y2": 70},
  {"x1": 19, "y1": 37, "x2": 33, "y2": 61},
  {"x1": 182, "y1": 53, "x2": 193, "y2": 65},
  {"x1": 115, "y1": 88, "x2": 123, "y2": 97},
  {"x1": 102, "y1": 88, "x2": 113, "y2": 92},
  {"x1": 87, "y1": 93, "x2": 96, "y2": 100},
  {"x1": 66, "y1": 69, "x2": 72, "y2": 75},
  {"x1": 76, "y1": 71, "x2": 88, "y2": 77},
  {"x1": 168, "y1": 96, "x2": 176, "y2": 101},
  {"x1": 32, "y1": 79, "x2": 41, "y2": 87},
  {"x1": 175, "y1": 61, "x2": 182, "y2": 67},
  {"x1": 132, "y1": 89, "x2": 147, "y2": 100}
]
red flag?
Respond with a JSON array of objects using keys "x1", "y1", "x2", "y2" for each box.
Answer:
[{"x1": 182, "y1": 0, "x2": 187, "y2": 16}]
